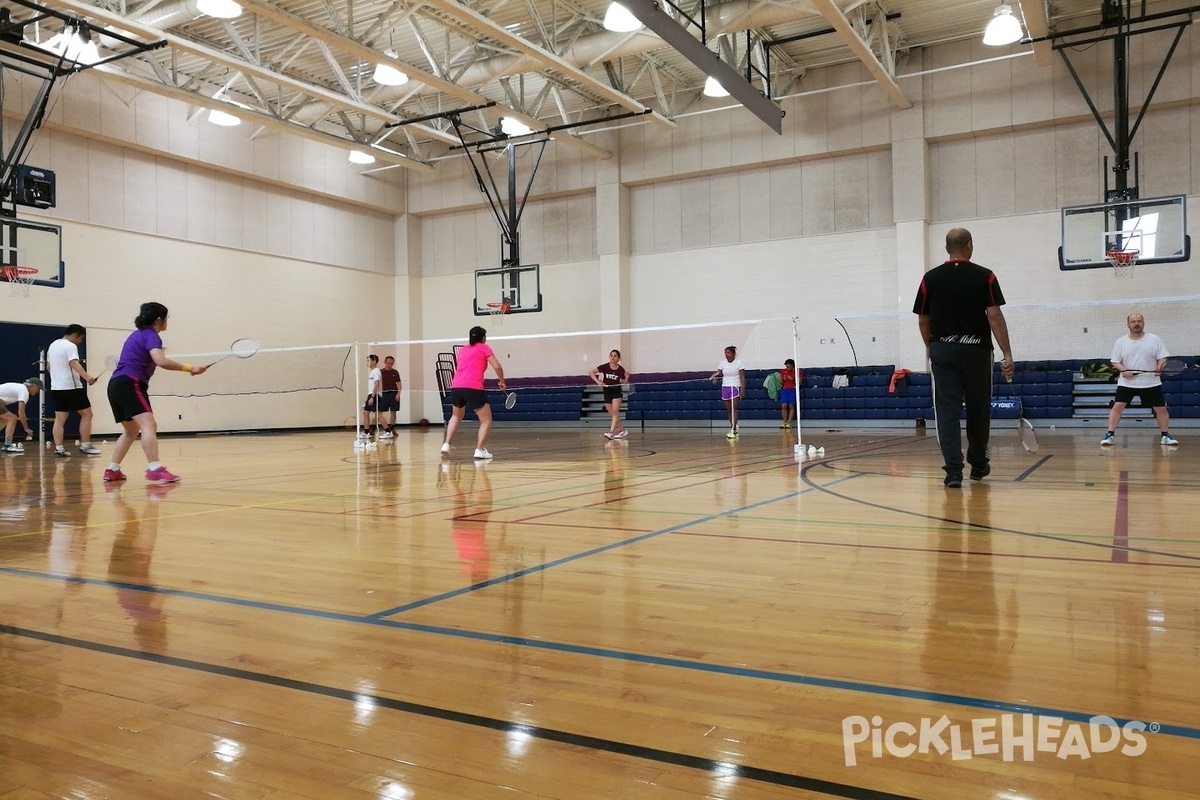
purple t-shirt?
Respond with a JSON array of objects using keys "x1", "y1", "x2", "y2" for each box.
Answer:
[
  {"x1": 112, "y1": 327, "x2": 164, "y2": 384},
  {"x1": 451, "y1": 343, "x2": 495, "y2": 390}
]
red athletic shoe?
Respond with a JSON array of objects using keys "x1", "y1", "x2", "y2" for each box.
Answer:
[
  {"x1": 102, "y1": 468, "x2": 127, "y2": 482},
  {"x1": 145, "y1": 466, "x2": 181, "y2": 483}
]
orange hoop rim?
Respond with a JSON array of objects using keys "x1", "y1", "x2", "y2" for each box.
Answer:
[
  {"x1": 485, "y1": 301, "x2": 511, "y2": 314},
  {"x1": 0, "y1": 265, "x2": 38, "y2": 279},
  {"x1": 1105, "y1": 249, "x2": 1139, "y2": 266}
]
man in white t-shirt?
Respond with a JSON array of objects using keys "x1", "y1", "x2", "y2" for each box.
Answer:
[
  {"x1": 1, "y1": 378, "x2": 43, "y2": 454},
  {"x1": 359, "y1": 354, "x2": 383, "y2": 439},
  {"x1": 47, "y1": 324, "x2": 102, "y2": 457},
  {"x1": 1102, "y1": 313, "x2": 1178, "y2": 447}
]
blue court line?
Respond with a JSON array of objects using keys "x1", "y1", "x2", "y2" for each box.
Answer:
[
  {"x1": 368, "y1": 467, "x2": 845, "y2": 618},
  {"x1": 6, "y1": 448, "x2": 1199, "y2": 742},
  {"x1": 4, "y1": 563, "x2": 1198, "y2": 742}
]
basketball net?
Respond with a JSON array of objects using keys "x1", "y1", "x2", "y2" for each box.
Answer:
[
  {"x1": 1, "y1": 267, "x2": 37, "y2": 298},
  {"x1": 486, "y1": 301, "x2": 509, "y2": 325},
  {"x1": 1106, "y1": 249, "x2": 1138, "y2": 280}
]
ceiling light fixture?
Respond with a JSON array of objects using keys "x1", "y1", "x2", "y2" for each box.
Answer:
[
  {"x1": 702, "y1": 76, "x2": 729, "y2": 98},
  {"x1": 208, "y1": 108, "x2": 241, "y2": 126},
  {"x1": 196, "y1": 0, "x2": 243, "y2": 20},
  {"x1": 982, "y1": 2, "x2": 1023, "y2": 46},
  {"x1": 373, "y1": 50, "x2": 409, "y2": 86},
  {"x1": 348, "y1": 150, "x2": 376, "y2": 165},
  {"x1": 602, "y1": 2, "x2": 641, "y2": 33},
  {"x1": 500, "y1": 117, "x2": 534, "y2": 137},
  {"x1": 41, "y1": 24, "x2": 101, "y2": 65}
]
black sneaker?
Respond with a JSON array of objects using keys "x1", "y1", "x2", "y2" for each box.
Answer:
[
  {"x1": 54, "y1": 447, "x2": 71, "y2": 458},
  {"x1": 944, "y1": 472, "x2": 963, "y2": 488},
  {"x1": 969, "y1": 463, "x2": 991, "y2": 482}
]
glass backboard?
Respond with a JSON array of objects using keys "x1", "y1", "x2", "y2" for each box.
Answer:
[{"x1": 1059, "y1": 194, "x2": 1189, "y2": 270}]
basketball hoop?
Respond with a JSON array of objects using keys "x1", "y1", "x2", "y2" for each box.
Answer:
[
  {"x1": 1, "y1": 266, "x2": 38, "y2": 298},
  {"x1": 486, "y1": 301, "x2": 510, "y2": 325},
  {"x1": 1106, "y1": 249, "x2": 1138, "y2": 280}
]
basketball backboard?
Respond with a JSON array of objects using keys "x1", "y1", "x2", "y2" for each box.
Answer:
[
  {"x1": 0, "y1": 217, "x2": 64, "y2": 287},
  {"x1": 1059, "y1": 194, "x2": 1189, "y2": 270},
  {"x1": 474, "y1": 264, "x2": 541, "y2": 315}
]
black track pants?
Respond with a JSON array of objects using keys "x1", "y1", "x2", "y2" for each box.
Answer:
[{"x1": 929, "y1": 341, "x2": 994, "y2": 473}]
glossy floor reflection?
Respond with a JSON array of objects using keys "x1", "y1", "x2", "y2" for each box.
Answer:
[{"x1": 1, "y1": 426, "x2": 1197, "y2": 799}]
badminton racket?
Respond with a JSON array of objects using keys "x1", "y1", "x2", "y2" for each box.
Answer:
[
  {"x1": 1002, "y1": 370, "x2": 1039, "y2": 454},
  {"x1": 504, "y1": 390, "x2": 517, "y2": 410},
  {"x1": 207, "y1": 337, "x2": 260, "y2": 368},
  {"x1": 1126, "y1": 358, "x2": 1188, "y2": 376},
  {"x1": 91, "y1": 355, "x2": 119, "y2": 382}
]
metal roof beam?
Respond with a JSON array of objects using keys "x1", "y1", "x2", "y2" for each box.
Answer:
[
  {"x1": 810, "y1": 0, "x2": 909, "y2": 108},
  {"x1": 92, "y1": 64, "x2": 433, "y2": 172},
  {"x1": 1017, "y1": 0, "x2": 1052, "y2": 66},
  {"x1": 618, "y1": 0, "x2": 783, "y2": 133},
  {"x1": 420, "y1": 0, "x2": 673, "y2": 128}
]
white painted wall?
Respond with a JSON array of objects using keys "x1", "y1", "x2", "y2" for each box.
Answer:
[{"x1": 7, "y1": 25, "x2": 1200, "y2": 433}]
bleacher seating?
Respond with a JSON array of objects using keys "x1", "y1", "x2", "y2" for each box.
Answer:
[
  {"x1": 438, "y1": 359, "x2": 1200, "y2": 424},
  {"x1": 441, "y1": 376, "x2": 583, "y2": 422}
]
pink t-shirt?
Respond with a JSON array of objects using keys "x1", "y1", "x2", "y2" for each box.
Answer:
[{"x1": 451, "y1": 343, "x2": 495, "y2": 389}]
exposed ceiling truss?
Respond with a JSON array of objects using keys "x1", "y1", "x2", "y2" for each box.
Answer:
[{"x1": 1, "y1": 0, "x2": 1114, "y2": 170}]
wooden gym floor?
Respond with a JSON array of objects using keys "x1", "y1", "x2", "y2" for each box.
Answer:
[{"x1": 1, "y1": 426, "x2": 1197, "y2": 800}]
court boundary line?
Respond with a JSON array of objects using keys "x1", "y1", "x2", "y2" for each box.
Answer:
[
  {"x1": 7, "y1": 436, "x2": 1198, "y2": 741},
  {"x1": 0, "y1": 622, "x2": 921, "y2": 800},
  {"x1": 800, "y1": 461, "x2": 1200, "y2": 562}
]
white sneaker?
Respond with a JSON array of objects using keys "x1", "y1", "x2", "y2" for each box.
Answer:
[
  {"x1": 473, "y1": 448, "x2": 493, "y2": 460},
  {"x1": 1161, "y1": 434, "x2": 1179, "y2": 446},
  {"x1": 356, "y1": 431, "x2": 371, "y2": 440},
  {"x1": 440, "y1": 442, "x2": 452, "y2": 454},
  {"x1": 726, "y1": 429, "x2": 737, "y2": 439},
  {"x1": 79, "y1": 444, "x2": 101, "y2": 455}
]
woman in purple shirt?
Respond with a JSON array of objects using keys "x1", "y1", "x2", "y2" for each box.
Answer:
[{"x1": 105, "y1": 302, "x2": 207, "y2": 484}]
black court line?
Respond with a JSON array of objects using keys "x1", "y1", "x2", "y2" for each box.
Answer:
[
  {"x1": 800, "y1": 461, "x2": 1200, "y2": 562},
  {"x1": 0, "y1": 623, "x2": 921, "y2": 800},
  {"x1": 1013, "y1": 454, "x2": 1053, "y2": 482}
]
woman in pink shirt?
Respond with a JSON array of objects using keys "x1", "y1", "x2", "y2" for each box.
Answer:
[{"x1": 441, "y1": 326, "x2": 506, "y2": 460}]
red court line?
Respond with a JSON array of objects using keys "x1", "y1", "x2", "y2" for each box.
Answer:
[
  {"x1": 672, "y1": 529, "x2": 1200, "y2": 570},
  {"x1": 1112, "y1": 469, "x2": 1130, "y2": 564}
]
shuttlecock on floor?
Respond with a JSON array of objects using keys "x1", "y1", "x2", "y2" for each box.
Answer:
[{"x1": 817, "y1": 447, "x2": 825, "y2": 455}]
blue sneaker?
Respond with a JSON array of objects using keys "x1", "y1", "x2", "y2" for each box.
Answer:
[{"x1": 1100, "y1": 433, "x2": 1115, "y2": 447}]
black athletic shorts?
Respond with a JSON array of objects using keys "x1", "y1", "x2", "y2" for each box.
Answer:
[
  {"x1": 603, "y1": 386, "x2": 623, "y2": 403},
  {"x1": 449, "y1": 387, "x2": 488, "y2": 410},
  {"x1": 377, "y1": 391, "x2": 399, "y2": 412},
  {"x1": 1114, "y1": 385, "x2": 1167, "y2": 408},
  {"x1": 363, "y1": 395, "x2": 377, "y2": 412},
  {"x1": 51, "y1": 387, "x2": 91, "y2": 413},
  {"x1": 107, "y1": 376, "x2": 153, "y2": 423}
]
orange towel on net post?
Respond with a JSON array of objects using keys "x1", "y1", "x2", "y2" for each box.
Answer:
[{"x1": 889, "y1": 369, "x2": 912, "y2": 393}]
